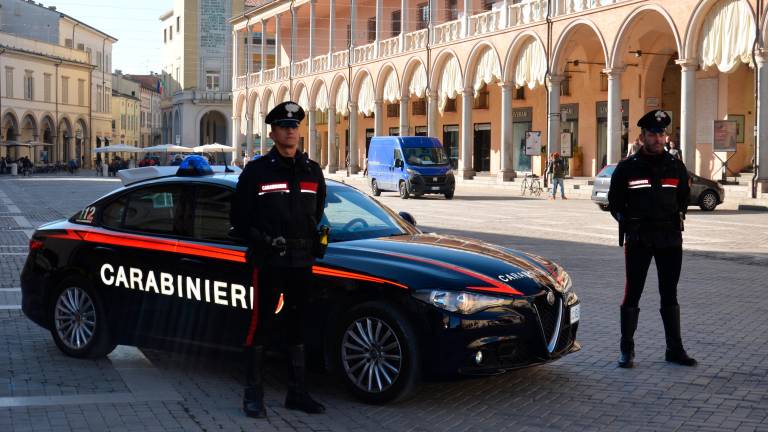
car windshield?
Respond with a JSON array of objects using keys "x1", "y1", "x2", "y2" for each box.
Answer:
[
  {"x1": 597, "y1": 164, "x2": 616, "y2": 178},
  {"x1": 321, "y1": 184, "x2": 420, "y2": 242},
  {"x1": 403, "y1": 147, "x2": 449, "y2": 166}
]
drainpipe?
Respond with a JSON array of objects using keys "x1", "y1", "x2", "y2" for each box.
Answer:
[
  {"x1": 55, "y1": 60, "x2": 61, "y2": 163},
  {"x1": 72, "y1": 22, "x2": 80, "y2": 48},
  {"x1": 543, "y1": 0, "x2": 553, "y2": 185},
  {"x1": 752, "y1": 0, "x2": 763, "y2": 198},
  {"x1": 0, "y1": 49, "x2": 5, "y2": 152}
]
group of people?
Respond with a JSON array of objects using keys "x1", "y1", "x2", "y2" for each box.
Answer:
[
  {"x1": 628, "y1": 133, "x2": 681, "y2": 160},
  {"x1": 0, "y1": 156, "x2": 34, "y2": 175}
]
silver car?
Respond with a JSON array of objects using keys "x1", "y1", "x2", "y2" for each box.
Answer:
[{"x1": 591, "y1": 164, "x2": 725, "y2": 211}]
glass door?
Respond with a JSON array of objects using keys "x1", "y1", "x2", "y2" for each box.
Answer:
[
  {"x1": 442, "y1": 125, "x2": 459, "y2": 169},
  {"x1": 513, "y1": 122, "x2": 532, "y2": 171}
]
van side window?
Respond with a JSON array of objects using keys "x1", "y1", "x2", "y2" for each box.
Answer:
[{"x1": 394, "y1": 148, "x2": 403, "y2": 162}]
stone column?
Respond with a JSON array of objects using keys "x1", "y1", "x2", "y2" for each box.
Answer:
[
  {"x1": 499, "y1": 82, "x2": 514, "y2": 181},
  {"x1": 547, "y1": 75, "x2": 563, "y2": 157},
  {"x1": 350, "y1": 0, "x2": 357, "y2": 50},
  {"x1": 462, "y1": 0, "x2": 471, "y2": 38},
  {"x1": 259, "y1": 113, "x2": 268, "y2": 155},
  {"x1": 604, "y1": 67, "x2": 623, "y2": 165},
  {"x1": 231, "y1": 115, "x2": 240, "y2": 159},
  {"x1": 328, "y1": 0, "x2": 335, "y2": 66},
  {"x1": 274, "y1": 14, "x2": 281, "y2": 72},
  {"x1": 374, "y1": 0, "x2": 383, "y2": 57},
  {"x1": 260, "y1": 19, "x2": 266, "y2": 81},
  {"x1": 349, "y1": 101, "x2": 359, "y2": 173},
  {"x1": 327, "y1": 106, "x2": 337, "y2": 172},
  {"x1": 427, "y1": 90, "x2": 439, "y2": 138},
  {"x1": 400, "y1": 0, "x2": 408, "y2": 52},
  {"x1": 232, "y1": 29, "x2": 239, "y2": 88},
  {"x1": 245, "y1": 112, "x2": 253, "y2": 159},
  {"x1": 399, "y1": 96, "x2": 410, "y2": 136},
  {"x1": 309, "y1": 0, "x2": 315, "y2": 72},
  {"x1": 290, "y1": 7, "x2": 297, "y2": 76},
  {"x1": 307, "y1": 107, "x2": 317, "y2": 161},
  {"x1": 459, "y1": 87, "x2": 474, "y2": 179},
  {"x1": 757, "y1": 52, "x2": 768, "y2": 185},
  {"x1": 677, "y1": 59, "x2": 697, "y2": 170},
  {"x1": 374, "y1": 99, "x2": 384, "y2": 136}
]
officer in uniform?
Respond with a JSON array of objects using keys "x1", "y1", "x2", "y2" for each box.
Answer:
[
  {"x1": 608, "y1": 110, "x2": 697, "y2": 369},
  {"x1": 230, "y1": 101, "x2": 327, "y2": 418}
]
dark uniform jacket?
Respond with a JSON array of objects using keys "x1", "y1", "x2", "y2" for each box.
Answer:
[
  {"x1": 608, "y1": 150, "x2": 690, "y2": 247},
  {"x1": 230, "y1": 146, "x2": 326, "y2": 267}
]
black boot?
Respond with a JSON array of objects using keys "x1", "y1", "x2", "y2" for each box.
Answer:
[
  {"x1": 618, "y1": 307, "x2": 639, "y2": 368},
  {"x1": 285, "y1": 344, "x2": 325, "y2": 414},
  {"x1": 660, "y1": 306, "x2": 697, "y2": 366},
  {"x1": 243, "y1": 345, "x2": 267, "y2": 418}
]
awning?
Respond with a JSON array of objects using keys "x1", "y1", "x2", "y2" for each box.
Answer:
[
  {"x1": 335, "y1": 83, "x2": 349, "y2": 116},
  {"x1": 298, "y1": 87, "x2": 309, "y2": 109},
  {"x1": 357, "y1": 75, "x2": 376, "y2": 115},
  {"x1": 266, "y1": 95, "x2": 276, "y2": 114},
  {"x1": 515, "y1": 39, "x2": 547, "y2": 89},
  {"x1": 316, "y1": 85, "x2": 329, "y2": 112},
  {"x1": 382, "y1": 70, "x2": 400, "y2": 103},
  {"x1": 700, "y1": 0, "x2": 756, "y2": 73},
  {"x1": 438, "y1": 56, "x2": 463, "y2": 113},
  {"x1": 408, "y1": 64, "x2": 428, "y2": 98},
  {"x1": 473, "y1": 48, "x2": 502, "y2": 95}
]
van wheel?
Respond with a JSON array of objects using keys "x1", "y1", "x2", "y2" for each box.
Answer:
[
  {"x1": 398, "y1": 181, "x2": 410, "y2": 199},
  {"x1": 336, "y1": 302, "x2": 420, "y2": 404},
  {"x1": 699, "y1": 190, "x2": 719, "y2": 211},
  {"x1": 50, "y1": 277, "x2": 116, "y2": 358},
  {"x1": 444, "y1": 191, "x2": 454, "y2": 200},
  {"x1": 371, "y1": 179, "x2": 381, "y2": 196},
  {"x1": 598, "y1": 204, "x2": 610, "y2": 211}
]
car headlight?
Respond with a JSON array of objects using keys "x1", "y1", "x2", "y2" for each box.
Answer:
[
  {"x1": 414, "y1": 290, "x2": 511, "y2": 315},
  {"x1": 445, "y1": 169, "x2": 454, "y2": 177},
  {"x1": 406, "y1": 168, "x2": 419, "y2": 177},
  {"x1": 551, "y1": 263, "x2": 572, "y2": 293}
]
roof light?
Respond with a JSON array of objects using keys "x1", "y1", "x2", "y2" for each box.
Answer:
[{"x1": 177, "y1": 155, "x2": 213, "y2": 177}]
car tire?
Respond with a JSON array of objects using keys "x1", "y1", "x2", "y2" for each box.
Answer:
[
  {"x1": 371, "y1": 179, "x2": 381, "y2": 196},
  {"x1": 598, "y1": 204, "x2": 610, "y2": 211},
  {"x1": 50, "y1": 277, "x2": 115, "y2": 358},
  {"x1": 699, "y1": 190, "x2": 719, "y2": 211},
  {"x1": 398, "y1": 181, "x2": 410, "y2": 199},
  {"x1": 444, "y1": 191, "x2": 454, "y2": 200},
  {"x1": 336, "y1": 302, "x2": 420, "y2": 404}
]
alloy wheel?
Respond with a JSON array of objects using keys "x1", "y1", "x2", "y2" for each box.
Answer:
[
  {"x1": 341, "y1": 317, "x2": 402, "y2": 394},
  {"x1": 54, "y1": 286, "x2": 97, "y2": 351}
]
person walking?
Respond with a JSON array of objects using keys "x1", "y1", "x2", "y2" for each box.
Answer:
[
  {"x1": 230, "y1": 101, "x2": 327, "y2": 419},
  {"x1": 608, "y1": 109, "x2": 697, "y2": 369},
  {"x1": 547, "y1": 152, "x2": 567, "y2": 200}
]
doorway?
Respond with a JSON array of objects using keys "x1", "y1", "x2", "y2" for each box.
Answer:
[
  {"x1": 442, "y1": 125, "x2": 459, "y2": 169},
  {"x1": 473, "y1": 123, "x2": 491, "y2": 172}
]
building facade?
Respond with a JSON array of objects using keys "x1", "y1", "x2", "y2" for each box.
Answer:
[
  {"x1": 231, "y1": 0, "x2": 768, "y2": 191},
  {"x1": 111, "y1": 89, "x2": 141, "y2": 147},
  {"x1": 0, "y1": 31, "x2": 93, "y2": 165},
  {"x1": 160, "y1": 0, "x2": 245, "y2": 149},
  {"x1": 125, "y1": 74, "x2": 163, "y2": 147}
]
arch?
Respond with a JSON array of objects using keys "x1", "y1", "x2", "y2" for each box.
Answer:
[
  {"x1": 2, "y1": 110, "x2": 19, "y2": 134},
  {"x1": 551, "y1": 18, "x2": 610, "y2": 74},
  {"x1": 684, "y1": 0, "x2": 757, "y2": 71},
  {"x1": 234, "y1": 93, "x2": 246, "y2": 117},
  {"x1": 429, "y1": 48, "x2": 464, "y2": 91},
  {"x1": 58, "y1": 116, "x2": 73, "y2": 135},
  {"x1": 292, "y1": 80, "x2": 309, "y2": 103},
  {"x1": 20, "y1": 112, "x2": 38, "y2": 140},
  {"x1": 260, "y1": 87, "x2": 274, "y2": 114},
  {"x1": 431, "y1": 49, "x2": 464, "y2": 112},
  {"x1": 40, "y1": 115, "x2": 55, "y2": 149},
  {"x1": 610, "y1": 4, "x2": 683, "y2": 69},
  {"x1": 463, "y1": 41, "x2": 503, "y2": 91},
  {"x1": 74, "y1": 118, "x2": 88, "y2": 162},
  {"x1": 276, "y1": 85, "x2": 290, "y2": 103},
  {"x1": 297, "y1": 86, "x2": 310, "y2": 109},
  {"x1": 503, "y1": 31, "x2": 548, "y2": 83},
  {"x1": 375, "y1": 62, "x2": 401, "y2": 102},
  {"x1": 198, "y1": 109, "x2": 228, "y2": 145},
  {"x1": 310, "y1": 79, "x2": 330, "y2": 111},
  {"x1": 329, "y1": 73, "x2": 349, "y2": 115},
  {"x1": 247, "y1": 90, "x2": 259, "y2": 119},
  {"x1": 352, "y1": 68, "x2": 375, "y2": 115},
  {"x1": 401, "y1": 57, "x2": 428, "y2": 99}
]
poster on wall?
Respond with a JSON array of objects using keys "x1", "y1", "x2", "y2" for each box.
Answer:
[
  {"x1": 713, "y1": 120, "x2": 737, "y2": 152},
  {"x1": 560, "y1": 132, "x2": 572, "y2": 157},
  {"x1": 525, "y1": 131, "x2": 541, "y2": 156}
]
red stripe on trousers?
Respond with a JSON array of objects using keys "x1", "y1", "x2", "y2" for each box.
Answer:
[{"x1": 244, "y1": 267, "x2": 260, "y2": 346}]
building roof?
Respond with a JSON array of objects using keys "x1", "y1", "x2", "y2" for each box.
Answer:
[
  {"x1": 112, "y1": 89, "x2": 141, "y2": 101},
  {"x1": 8, "y1": 1, "x2": 118, "y2": 42},
  {"x1": 124, "y1": 75, "x2": 161, "y2": 93}
]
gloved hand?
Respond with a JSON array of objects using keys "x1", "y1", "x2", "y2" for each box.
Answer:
[{"x1": 269, "y1": 236, "x2": 287, "y2": 256}]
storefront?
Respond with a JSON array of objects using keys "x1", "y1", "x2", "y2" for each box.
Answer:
[
  {"x1": 442, "y1": 125, "x2": 459, "y2": 169},
  {"x1": 513, "y1": 107, "x2": 533, "y2": 172},
  {"x1": 596, "y1": 100, "x2": 629, "y2": 170},
  {"x1": 473, "y1": 123, "x2": 491, "y2": 172}
]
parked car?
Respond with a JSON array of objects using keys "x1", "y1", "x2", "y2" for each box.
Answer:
[
  {"x1": 367, "y1": 136, "x2": 456, "y2": 199},
  {"x1": 591, "y1": 164, "x2": 725, "y2": 211}
]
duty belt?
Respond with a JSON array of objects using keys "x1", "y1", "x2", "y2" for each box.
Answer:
[{"x1": 284, "y1": 238, "x2": 313, "y2": 249}]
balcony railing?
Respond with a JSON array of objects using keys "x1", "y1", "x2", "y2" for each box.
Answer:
[
  {"x1": 509, "y1": 0, "x2": 548, "y2": 26},
  {"x1": 248, "y1": 72, "x2": 260, "y2": 87},
  {"x1": 469, "y1": 9, "x2": 502, "y2": 37},
  {"x1": 332, "y1": 50, "x2": 348, "y2": 68},
  {"x1": 554, "y1": 0, "x2": 622, "y2": 16},
  {"x1": 433, "y1": 19, "x2": 461, "y2": 45},
  {"x1": 313, "y1": 54, "x2": 328, "y2": 73},
  {"x1": 278, "y1": 65, "x2": 290, "y2": 79},
  {"x1": 378, "y1": 36, "x2": 400, "y2": 58},
  {"x1": 405, "y1": 29, "x2": 428, "y2": 51},
  {"x1": 236, "y1": 75, "x2": 247, "y2": 89},
  {"x1": 193, "y1": 91, "x2": 232, "y2": 103},
  {"x1": 294, "y1": 59, "x2": 310, "y2": 77},
  {"x1": 353, "y1": 42, "x2": 375, "y2": 63},
  {"x1": 263, "y1": 68, "x2": 275, "y2": 82}
]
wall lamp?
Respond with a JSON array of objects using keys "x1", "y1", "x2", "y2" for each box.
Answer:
[
  {"x1": 566, "y1": 59, "x2": 605, "y2": 66},
  {"x1": 629, "y1": 50, "x2": 672, "y2": 58}
]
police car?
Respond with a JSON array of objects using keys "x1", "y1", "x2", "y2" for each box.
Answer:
[{"x1": 21, "y1": 158, "x2": 581, "y2": 404}]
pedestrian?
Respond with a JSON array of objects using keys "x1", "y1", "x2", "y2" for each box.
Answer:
[
  {"x1": 0, "y1": 156, "x2": 6, "y2": 174},
  {"x1": 608, "y1": 109, "x2": 697, "y2": 369},
  {"x1": 230, "y1": 101, "x2": 327, "y2": 419},
  {"x1": 667, "y1": 138, "x2": 681, "y2": 160},
  {"x1": 626, "y1": 134, "x2": 643, "y2": 158},
  {"x1": 547, "y1": 152, "x2": 567, "y2": 200}
]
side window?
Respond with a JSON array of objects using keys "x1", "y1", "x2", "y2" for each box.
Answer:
[
  {"x1": 394, "y1": 148, "x2": 403, "y2": 163},
  {"x1": 119, "y1": 185, "x2": 185, "y2": 235},
  {"x1": 101, "y1": 196, "x2": 128, "y2": 228},
  {"x1": 192, "y1": 185, "x2": 233, "y2": 242}
]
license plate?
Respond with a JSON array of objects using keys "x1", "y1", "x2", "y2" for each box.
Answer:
[
  {"x1": 596, "y1": 192, "x2": 607, "y2": 198},
  {"x1": 570, "y1": 304, "x2": 580, "y2": 324},
  {"x1": 431, "y1": 186, "x2": 440, "y2": 190}
]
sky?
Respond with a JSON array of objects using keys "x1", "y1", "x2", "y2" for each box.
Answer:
[{"x1": 52, "y1": 0, "x2": 169, "y2": 75}]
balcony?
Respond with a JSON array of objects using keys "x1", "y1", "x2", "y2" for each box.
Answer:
[
  {"x1": 353, "y1": 42, "x2": 375, "y2": 63},
  {"x1": 236, "y1": 75, "x2": 247, "y2": 90},
  {"x1": 468, "y1": 9, "x2": 502, "y2": 37},
  {"x1": 313, "y1": 54, "x2": 328, "y2": 73},
  {"x1": 509, "y1": 0, "x2": 548, "y2": 25},
  {"x1": 248, "y1": 72, "x2": 260, "y2": 87},
  {"x1": 405, "y1": 28, "x2": 428, "y2": 51},
  {"x1": 554, "y1": 0, "x2": 624, "y2": 17},
  {"x1": 263, "y1": 68, "x2": 275, "y2": 82},
  {"x1": 193, "y1": 91, "x2": 232, "y2": 104},
  {"x1": 378, "y1": 35, "x2": 400, "y2": 58},
  {"x1": 277, "y1": 65, "x2": 290, "y2": 80},
  {"x1": 294, "y1": 59, "x2": 310, "y2": 77},
  {"x1": 433, "y1": 20, "x2": 462, "y2": 45},
  {"x1": 331, "y1": 50, "x2": 348, "y2": 69}
]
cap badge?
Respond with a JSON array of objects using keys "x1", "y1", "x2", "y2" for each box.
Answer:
[
  {"x1": 285, "y1": 103, "x2": 300, "y2": 118},
  {"x1": 655, "y1": 111, "x2": 667, "y2": 120}
]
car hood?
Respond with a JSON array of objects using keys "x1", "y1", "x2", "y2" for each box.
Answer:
[
  {"x1": 322, "y1": 233, "x2": 564, "y2": 297},
  {"x1": 408, "y1": 165, "x2": 452, "y2": 176}
]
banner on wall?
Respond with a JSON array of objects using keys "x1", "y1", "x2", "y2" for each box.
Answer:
[
  {"x1": 525, "y1": 131, "x2": 541, "y2": 156},
  {"x1": 560, "y1": 132, "x2": 572, "y2": 157},
  {"x1": 713, "y1": 120, "x2": 737, "y2": 152}
]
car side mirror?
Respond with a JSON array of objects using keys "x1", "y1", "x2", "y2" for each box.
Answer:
[
  {"x1": 399, "y1": 211, "x2": 416, "y2": 226},
  {"x1": 395, "y1": 159, "x2": 403, "y2": 168}
]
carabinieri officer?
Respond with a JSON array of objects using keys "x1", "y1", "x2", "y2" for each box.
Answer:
[
  {"x1": 230, "y1": 101, "x2": 327, "y2": 418},
  {"x1": 608, "y1": 109, "x2": 697, "y2": 369}
]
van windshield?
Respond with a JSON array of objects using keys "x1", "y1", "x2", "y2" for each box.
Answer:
[{"x1": 403, "y1": 147, "x2": 449, "y2": 166}]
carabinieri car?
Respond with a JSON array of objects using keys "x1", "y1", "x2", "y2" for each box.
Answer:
[{"x1": 21, "y1": 163, "x2": 581, "y2": 404}]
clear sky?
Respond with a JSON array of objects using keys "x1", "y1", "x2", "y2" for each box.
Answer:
[{"x1": 52, "y1": 0, "x2": 169, "y2": 75}]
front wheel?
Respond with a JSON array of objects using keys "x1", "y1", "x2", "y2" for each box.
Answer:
[
  {"x1": 598, "y1": 204, "x2": 610, "y2": 212},
  {"x1": 371, "y1": 179, "x2": 381, "y2": 196},
  {"x1": 444, "y1": 190, "x2": 454, "y2": 200},
  {"x1": 398, "y1": 181, "x2": 410, "y2": 199},
  {"x1": 50, "y1": 278, "x2": 115, "y2": 358},
  {"x1": 699, "y1": 190, "x2": 719, "y2": 211},
  {"x1": 337, "y1": 302, "x2": 420, "y2": 404}
]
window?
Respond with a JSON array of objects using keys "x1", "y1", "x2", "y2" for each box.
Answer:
[
  {"x1": 78, "y1": 79, "x2": 85, "y2": 106},
  {"x1": 61, "y1": 77, "x2": 69, "y2": 104},
  {"x1": 96, "y1": 85, "x2": 102, "y2": 112},
  {"x1": 513, "y1": 86, "x2": 525, "y2": 100},
  {"x1": 112, "y1": 119, "x2": 116, "y2": 129},
  {"x1": 86, "y1": 48, "x2": 92, "y2": 63},
  {"x1": 391, "y1": 10, "x2": 401, "y2": 37},
  {"x1": 206, "y1": 71, "x2": 220, "y2": 91},
  {"x1": 444, "y1": 98, "x2": 457, "y2": 112},
  {"x1": 24, "y1": 71, "x2": 33, "y2": 101},
  {"x1": 192, "y1": 186, "x2": 233, "y2": 242},
  {"x1": 176, "y1": 16, "x2": 181, "y2": 32},
  {"x1": 44, "y1": 74, "x2": 51, "y2": 102},
  {"x1": 5, "y1": 67, "x2": 13, "y2": 98},
  {"x1": 169, "y1": 26, "x2": 173, "y2": 40},
  {"x1": 387, "y1": 103, "x2": 399, "y2": 118},
  {"x1": 164, "y1": 28, "x2": 167, "y2": 43},
  {"x1": 121, "y1": 114, "x2": 125, "y2": 129},
  {"x1": 316, "y1": 110, "x2": 328, "y2": 125},
  {"x1": 141, "y1": 112, "x2": 145, "y2": 127},
  {"x1": 389, "y1": 127, "x2": 399, "y2": 136},
  {"x1": 104, "y1": 186, "x2": 185, "y2": 236},
  {"x1": 65, "y1": 38, "x2": 73, "y2": 48},
  {"x1": 446, "y1": 0, "x2": 459, "y2": 20},
  {"x1": 106, "y1": 54, "x2": 111, "y2": 72},
  {"x1": 482, "y1": 0, "x2": 494, "y2": 11},
  {"x1": 560, "y1": 77, "x2": 571, "y2": 97},
  {"x1": 77, "y1": 43, "x2": 85, "y2": 51},
  {"x1": 96, "y1": 51, "x2": 102, "y2": 69},
  {"x1": 412, "y1": 98, "x2": 426, "y2": 115},
  {"x1": 367, "y1": 18, "x2": 376, "y2": 43},
  {"x1": 473, "y1": 84, "x2": 489, "y2": 109},
  {"x1": 417, "y1": 3, "x2": 430, "y2": 30}
]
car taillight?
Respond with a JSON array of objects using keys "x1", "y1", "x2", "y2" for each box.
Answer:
[{"x1": 29, "y1": 239, "x2": 44, "y2": 251}]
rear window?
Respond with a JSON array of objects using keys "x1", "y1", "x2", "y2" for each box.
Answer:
[{"x1": 597, "y1": 164, "x2": 616, "y2": 178}]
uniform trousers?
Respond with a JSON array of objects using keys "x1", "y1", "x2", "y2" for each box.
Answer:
[{"x1": 622, "y1": 238, "x2": 682, "y2": 309}]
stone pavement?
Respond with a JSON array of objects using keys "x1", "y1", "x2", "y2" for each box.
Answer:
[{"x1": 1, "y1": 173, "x2": 767, "y2": 431}]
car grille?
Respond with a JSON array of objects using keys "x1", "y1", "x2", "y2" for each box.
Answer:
[
  {"x1": 423, "y1": 175, "x2": 446, "y2": 186},
  {"x1": 533, "y1": 293, "x2": 562, "y2": 352}
]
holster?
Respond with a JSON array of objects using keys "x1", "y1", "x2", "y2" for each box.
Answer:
[{"x1": 313, "y1": 226, "x2": 330, "y2": 259}]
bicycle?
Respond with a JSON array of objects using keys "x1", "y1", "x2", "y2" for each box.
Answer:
[{"x1": 520, "y1": 173, "x2": 543, "y2": 197}]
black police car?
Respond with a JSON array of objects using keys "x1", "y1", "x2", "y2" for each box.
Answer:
[{"x1": 21, "y1": 161, "x2": 580, "y2": 404}]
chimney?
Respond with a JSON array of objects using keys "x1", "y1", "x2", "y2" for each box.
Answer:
[{"x1": 48, "y1": 6, "x2": 56, "y2": 10}]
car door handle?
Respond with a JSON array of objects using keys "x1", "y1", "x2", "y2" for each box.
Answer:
[
  {"x1": 179, "y1": 257, "x2": 204, "y2": 266},
  {"x1": 94, "y1": 246, "x2": 116, "y2": 253}
]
